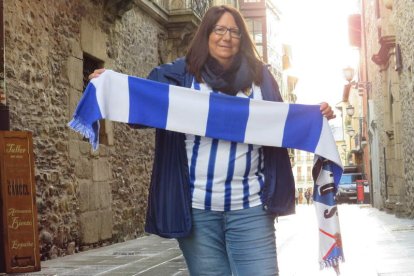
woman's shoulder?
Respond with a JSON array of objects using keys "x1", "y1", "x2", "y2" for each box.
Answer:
[
  {"x1": 148, "y1": 58, "x2": 186, "y2": 77},
  {"x1": 147, "y1": 57, "x2": 194, "y2": 87},
  {"x1": 259, "y1": 64, "x2": 282, "y2": 102}
]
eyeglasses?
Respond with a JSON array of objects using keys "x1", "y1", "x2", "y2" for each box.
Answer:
[{"x1": 212, "y1": 25, "x2": 242, "y2": 39}]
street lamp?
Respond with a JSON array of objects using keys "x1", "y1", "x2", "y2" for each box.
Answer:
[
  {"x1": 346, "y1": 105, "x2": 355, "y2": 117},
  {"x1": 346, "y1": 105, "x2": 365, "y2": 151},
  {"x1": 343, "y1": 66, "x2": 355, "y2": 82},
  {"x1": 343, "y1": 66, "x2": 371, "y2": 96},
  {"x1": 347, "y1": 128, "x2": 356, "y2": 165}
]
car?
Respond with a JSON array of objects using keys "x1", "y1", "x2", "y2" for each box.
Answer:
[{"x1": 336, "y1": 172, "x2": 364, "y2": 204}]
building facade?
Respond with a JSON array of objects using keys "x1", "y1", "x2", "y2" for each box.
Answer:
[
  {"x1": 292, "y1": 150, "x2": 314, "y2": 203},
  {"x1": 356, "y1": 0, "x2": 414, "y2": 217},
  {"x1": 3, "y1": 0, "x2": 210, "y2": 259},
  {"x1": 238, "y1": 0, "x2": 284, "y2": 86}
]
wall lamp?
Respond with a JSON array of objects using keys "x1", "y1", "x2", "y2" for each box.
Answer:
[
  {"x1": 342, "y1": 66, "x2": 371, "y2": 97},
  {"x1": 346, "y1": 105, "x2": 355, "y2": 117},
  {"x1": 343, "y1": 66, "x2": 355, "y2": 82},
  {"x1": 347, "y1": 129, "x2": 356, "y2": 137}
]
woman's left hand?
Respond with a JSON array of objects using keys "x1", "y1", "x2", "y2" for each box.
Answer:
[{"x1": 320, "y1": 102, "x2": 336, "y2": 120}]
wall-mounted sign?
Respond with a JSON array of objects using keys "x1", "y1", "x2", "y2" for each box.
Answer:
[{"x1": 0, "y1": 131, "x2": 40, "y2": 273}]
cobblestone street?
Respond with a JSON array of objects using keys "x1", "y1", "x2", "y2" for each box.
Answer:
[{"x1": 7, "y1": 204, "x2": 413, "y2": 276}]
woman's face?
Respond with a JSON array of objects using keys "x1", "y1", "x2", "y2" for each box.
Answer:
[{"x1": 208, "y1": 12, "x2": 241, "y2": 69}]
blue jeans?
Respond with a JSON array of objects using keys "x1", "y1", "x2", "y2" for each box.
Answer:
[{"x1": 177, "y1": 205, "x2": 278, "y2": 276}]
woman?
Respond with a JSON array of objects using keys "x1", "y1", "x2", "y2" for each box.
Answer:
[{"x1": 90, "y1": 5, "x2": 334, "y2": 275}]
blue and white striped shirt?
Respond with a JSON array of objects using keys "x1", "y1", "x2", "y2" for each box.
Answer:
[{"x1": 186, "y1": 81, "x2": 265, "y2": 211}]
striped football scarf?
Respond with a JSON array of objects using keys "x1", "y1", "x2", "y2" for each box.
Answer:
[{"x1": 68, "y1": 70, "x2": 344, "y2": 271}]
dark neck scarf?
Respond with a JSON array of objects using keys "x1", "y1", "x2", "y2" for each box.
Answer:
[{"x1": 201, "y1": 55, "x2": 253, "y2": 96}]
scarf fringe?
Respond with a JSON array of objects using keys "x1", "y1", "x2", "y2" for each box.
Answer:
[
  {"x1": 319, "y1": 256, "x2": 345, "y2": 270},
  {"x1": 68, "y1": 116, "x2": 99, "y2": 150}
]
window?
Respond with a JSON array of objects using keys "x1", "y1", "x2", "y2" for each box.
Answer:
[
  {"x1": 307, "y1": 166, "x2": 312, "y2": 181},
  {"x1": 82, "y1": 53, "x2": 109, "y2": 146},
  {"x1": 216, "y1": 0, "x2": 237, "y2": 5},
  {"x1": 244, "y1": 0, "x2": 262, "y2": 2},
  {"x1": 296, "y1": 152, "x2": 302, "y2": 161},
  {"x1": 83, "y1": 53, "x2": 103, "y2": 90},
  {"x1": 339, "y1": 173, "x2": 363, "y2": 184},
  {"x1": 297, "y1": 167, "x2": 303, "y2": 182},
  {"x1": 245, "y1": 18, "x2": 263, "y2": 58}
]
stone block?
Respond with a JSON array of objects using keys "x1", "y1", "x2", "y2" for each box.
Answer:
[
  {"x1": 68, "y1": 130, "x2": 82, "y2": 140},
  {"x1": 100, "y1": 209, "x2": 113, "y2": 240},
  {"x1": 98, "y1": 144, "x2": 109, "y2": 157},
  {"x1": 79, "y1": 141, "x2": 92, "y2": 154},
  {"x1": 69, "y1": 88, "x2": 82, "y2": 118},
  {"x1": 99, "y1": 181, "x2": 112, "y2": 209},
  {"x1": 89, "y1": 181, "x2": 100, "y2": 211},
  {"x1": 67, "y1": 242, "x2": 76, "y2": 255},
  {"x1": 92, "y1": 158, "x2": 111, "y2": 182},
  {"x1": 78, "y1": 179, "x2": 91, "y2": 213},
  {"x1": 69, "y1": 38, "x2": 83, "y2": 59},
  {"x1": 66, "y1": 56, "x2": 83, "y2": 91},
  {"x1": 395, "y1": 142, "x2": 403, "y2": 160},
  {"x1": 75, "y1": 158, "x2": 92, "y2": 179},
  {"x1": 68, "y1": 140, "x2": 80, "y2": 160},
  {"x1": 394, "y1": 122, "x2": 402, "y2": 142},
  {"x1": 79, "y1": 211, "x2": 100, "y2": 244},
  {"x1": 105, "y1": 120, "x2": 114, "y2": 146},
  {"x1": 81, "y1": 19, "x2": 108, "y2": 61}
]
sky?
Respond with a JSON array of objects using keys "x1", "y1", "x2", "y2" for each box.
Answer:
[{"x1": 273, "y1": 0, "x2": 360, "y2": 130}]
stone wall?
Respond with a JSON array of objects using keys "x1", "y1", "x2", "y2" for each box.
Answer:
[
  {"x1": 363, "y1": 0, "x2": 388, "y2": 210},
  {"x1": 363, "y1": 0, "x2": 414, "y2": 218},
  {"x1": 394, "y1": 0, "x2": 414, "y2": 218},
  {"x1": 4, "y1": 0, "x2": 168, "y2": 259}
]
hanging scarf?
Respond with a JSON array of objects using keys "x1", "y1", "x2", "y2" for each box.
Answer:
[
  {"x1": 200, "y1": 55, "x2": 253, "y2": 96},
  {"x1": 68, "y1": 70, "x2": 344, "y2": 272}
]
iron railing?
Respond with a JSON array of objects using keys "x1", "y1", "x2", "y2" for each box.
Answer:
[
  {"x1": 191, "y1": 0, "x2": 212, "y2": 18},
  {"x1": 152, "y1": 0, "x2": 212, "y2": 19}
]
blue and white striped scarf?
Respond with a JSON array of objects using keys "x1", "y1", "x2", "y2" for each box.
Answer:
[{"x1": 68, "y1": 70, "x2": 344, "y2": 270}]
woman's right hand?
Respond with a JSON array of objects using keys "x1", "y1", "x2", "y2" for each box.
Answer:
[{"x1": 88, "y1": 68, "x2": 106, "y2": 80}]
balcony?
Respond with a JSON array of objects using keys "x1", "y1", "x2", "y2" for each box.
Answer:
[
  {"x1": 138, "y1": 0, "x2": 212, "y2": 26},
  {"x1": 171, "y1": 0, "x2": 211, "y2": 19},
  {"x1": 136, "y1": 0, "x2": 212, "y2": 61}
]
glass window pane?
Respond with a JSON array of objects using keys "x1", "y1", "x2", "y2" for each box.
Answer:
[{"x1": 256, "y1": 45, "x2": 263, "y2": 57}]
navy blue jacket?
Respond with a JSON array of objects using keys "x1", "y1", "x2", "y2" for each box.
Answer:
[{"x1": 144, "y1": 58, "x2": 295, "y2": 238}]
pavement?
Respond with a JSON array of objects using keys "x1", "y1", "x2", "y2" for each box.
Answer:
[
  {"x1": 3, "y1": 204, "x2": 414, "y2": 276},
  {"x1": 276, "y1": 204, "x2": 414, "y2": 276}
]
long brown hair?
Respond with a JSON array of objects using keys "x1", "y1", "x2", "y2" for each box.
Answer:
[{"x1": 186, "y1": 5, "x2": 263, "y2": 84}]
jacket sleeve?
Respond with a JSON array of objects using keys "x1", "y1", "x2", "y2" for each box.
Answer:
[
  {"x1": 260, "y1": 65, "x2": 296, "y2": 217},
  {"x1": 261, "y1": 66, "x2": 283, "y2": 102},
  {"x1": 143, "y1": 58, "x2": 193, "y2": 238}
]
